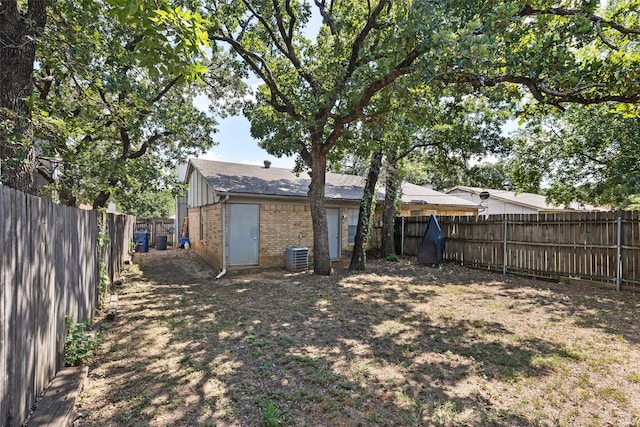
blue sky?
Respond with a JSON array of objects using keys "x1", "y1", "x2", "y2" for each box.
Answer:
[{"x1": 193, "y1": 94, "x2": 298, "y2": 169}]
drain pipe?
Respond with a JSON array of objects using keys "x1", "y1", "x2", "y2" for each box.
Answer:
[{"x1": 216, "y1": 195, "x2": 229, "y2": 279}]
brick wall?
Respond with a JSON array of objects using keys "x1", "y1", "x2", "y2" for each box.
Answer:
[
  {"x1": 260, "y1": 204, "x2": 352, "y2": 267},
  {"x1": 190, "y1": 201, "x2": 354, "y2": 270},
  {"x1": 259, "y1": 204, "x2": 315, "y2": 267},
  {"x1": 188, "y1": 204, "x2": 223, "y2": 270}
]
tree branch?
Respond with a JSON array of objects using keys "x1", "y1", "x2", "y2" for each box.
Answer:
[
  {"x1": 267, "y1": 0, "x2": 318, "y2": 92},
  {"x1": 314, "y1": 0, "x2": 337, "y2": 35},
  {"x1": 149, "y1": 75, "x2": 182, "y2": 105},
  {"x1": 212, "y1": 34, "x2": 302, "y2": 119},
  {"x1": 519, "y1": 5, "x2": 640, "y2": 50},
  {"x1": 120, "y1": 127, "x2": 131, "y2": 158},
  {"x1": 242, "y1": 0, "x2": 289, "y2": 58},
  {"x1": 450, "y1": 72, "x2": 640, "y2": 106},
  {"x1": 321, "y1": 48, "x2": 419, "y2": 153},
  {"x1": 128, "y1": 130, "x2": 173, "y2": 160},
  {"x1": 344, "y1": 0, "x2": 390, "y2": 85},
  {"x1": 335, "y1": 49, "x2": 419, "y2": 125}
]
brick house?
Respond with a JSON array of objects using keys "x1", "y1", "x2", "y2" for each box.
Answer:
[{"x1": 182, "y1": 159, "x2": 478, "y2": 273}]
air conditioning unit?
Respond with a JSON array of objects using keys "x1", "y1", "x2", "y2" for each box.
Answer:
[{"x1": 286, "y1": 246, "x2": 308, "y2": 271}]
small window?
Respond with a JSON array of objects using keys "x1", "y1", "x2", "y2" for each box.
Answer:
[
  {"x1": 347, "y1": 209, "x2": 359, "y2": 244},
  {"x1": 410, "y1": 210, "x2": 422, "y2": 217}
]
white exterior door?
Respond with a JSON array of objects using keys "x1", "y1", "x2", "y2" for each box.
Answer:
[
  {"x1": 326, "y1": 208, "x2": 341, "y2": 259},
  {"x1": 229, "y1": 204, "x2": 259, "y2": 265}
]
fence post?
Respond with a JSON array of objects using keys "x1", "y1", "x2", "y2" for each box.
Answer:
[
  {"x1": 617, "y1": 215, "x2": 622, "y2": 292},
  {"x1": 503, "y1": 215, "x2": 508, "y2": 275},
  {"x1": 401, "y1": 217, "x2": 405, "y2": 256}
]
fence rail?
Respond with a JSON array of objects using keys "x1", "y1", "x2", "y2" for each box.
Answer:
[
  {"x1": 395, "y1": 212, "x2": 640, "y2": 291},
  {"x1": 1, "y1": 186, "x2": 134, "y2": 426}
]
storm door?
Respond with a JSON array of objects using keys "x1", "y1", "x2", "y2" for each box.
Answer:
[
  {"x1": 229, "y1": 204, "x2": 259, "y2": 265},
  {"x1": 326, "y1": 208, "x2": 341, "y2": 259}
]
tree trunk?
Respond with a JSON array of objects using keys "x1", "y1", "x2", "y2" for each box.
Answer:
[
  {"x1": 381, "y1": 152, "x2": 400, "y2": 257},
  {"x1": 59, "y1": 186, "x2": 78, "y2": 207},
  {"x1": 93, "y1": 190, "x2": 111, "y2": 209},
  {"x1": 307, "y1": 145, "x2": 332, "y2": 275},
  {"x1": 0, "y1": 1, "x2": 47, "y2": 193},
  {"x1": 349, "y1": 151, "x2": 383, "y2": 271}
]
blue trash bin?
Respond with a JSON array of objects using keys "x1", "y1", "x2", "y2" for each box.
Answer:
[{"x1": 133, "y1": 232, "x2": 150, "y2": 252}]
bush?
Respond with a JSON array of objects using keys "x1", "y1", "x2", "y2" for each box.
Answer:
[
  {"x1": 64, "y1": 316, "x2": 102, "y2": 366},
  {"x1": 261, "y1": 400, "x2": 283, "y2": 427},
  {"x1": 386, "y1": 254, "x2": 399, "y2": 262}
]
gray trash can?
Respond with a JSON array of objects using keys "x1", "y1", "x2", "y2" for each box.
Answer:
[{"x1": 156, "y1": 235, "x2": 168, "y2": 250}]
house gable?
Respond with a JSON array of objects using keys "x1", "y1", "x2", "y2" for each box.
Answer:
[{"x1": 186, "y1": 164, "x2": 218, "y2": 208}]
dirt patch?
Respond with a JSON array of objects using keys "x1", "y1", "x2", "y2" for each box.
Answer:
[{"x1": 74, "y1": 248, "x2": 640, "y2": 426}]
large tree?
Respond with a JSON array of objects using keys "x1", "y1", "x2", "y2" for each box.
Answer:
[
  {"x1": 207, "y1": 0, "x2": 640, "y2": 275},
  {"x1": 31, "y1": 0, "x2": 229, "y2": 208},
  {"x1": 1, "y1": 0, "x2": 226, "y2": 206},
  {"x1": 344, "y1": 87, "x2": 511, "y2": 265},
  {"x1": 0, "y1": 0, "x2": 46, "y2": 193},
  {"x1": 210, "y1": 0, "x2": 420, "y2": 275},
  {"x1": 508, "y1": 103, "x2": 640, "y2": 208}
]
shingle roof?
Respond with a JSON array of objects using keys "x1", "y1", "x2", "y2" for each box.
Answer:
[
  {"x1": 446, "y1": 185, "x2": 607, "y2": 211},
  {"x1": 188, "y1": 159, "x2": 478, "y2": 208},
  {"x1": 397, "y1": 182, "x2": 479, "y2": 207}
]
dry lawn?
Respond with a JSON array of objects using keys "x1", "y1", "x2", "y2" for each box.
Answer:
[{"x1": 74, "y1": 248, "x2": 640, "y2": 426}]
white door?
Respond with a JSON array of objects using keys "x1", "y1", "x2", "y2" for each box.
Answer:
[
  {"x1": 229, "y1": 204, "x2": 259, "y2": 265},
  {"x1": 326, "y1": 208, "x2": 341, "y2": 259}
]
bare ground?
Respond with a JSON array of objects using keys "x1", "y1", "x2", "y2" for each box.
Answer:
[{"x1": 74, "y1": 248, "x2": 640, "y2": 426}]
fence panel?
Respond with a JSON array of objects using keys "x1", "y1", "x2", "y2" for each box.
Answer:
[
  {"x1": 396, "y1": 212, "x2": 640, "y2": 291},
  {"x1": 135, "y1": 218, "x2": 174, "y2": 247},
  {"x1": 0, "y1": 186, "x2": 134, "y2": 426}
]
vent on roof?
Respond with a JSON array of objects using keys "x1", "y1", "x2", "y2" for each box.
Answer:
[{"x1": 264, "y1": 160, "x2": 271, "y2": 168}]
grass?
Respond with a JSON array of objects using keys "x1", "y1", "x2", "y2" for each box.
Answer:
[{"x1": 75, "y1": 250, "x2": 640, "y2": 426}]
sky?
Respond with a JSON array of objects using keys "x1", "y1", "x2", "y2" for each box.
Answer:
[{"x1": 192, "y1": 94, "x2": 297, "y2": 169}]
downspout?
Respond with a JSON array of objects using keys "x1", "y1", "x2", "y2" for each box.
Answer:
[{"x1": 216, "y1": 195, "x2": 229, "y2": 279}]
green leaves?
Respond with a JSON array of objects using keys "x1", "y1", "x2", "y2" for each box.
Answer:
[
  {"x1": 507, "y1": 104, "x2": 640, "y2": 208},
  {"x1": 105, "y1": 0, "x2": 210, "y2": 80},
  {"x1": 33, "y1": 0, "x2": 230, "y2": 207}
]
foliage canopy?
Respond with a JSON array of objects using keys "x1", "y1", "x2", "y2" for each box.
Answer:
[{"x1": 32, "y1": 0, "x2": 230, "y2": 207}]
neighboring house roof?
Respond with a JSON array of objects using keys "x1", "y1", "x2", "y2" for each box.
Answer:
[
  {"x1": 446, "y1": 185, "x2": 607, "y2": 212},
  {"x1": 397, "y1": 182, "x2": 479, "y2": 208},
  {"x1": 187, "y1": 159, "x2": 478, "y2": 208}
]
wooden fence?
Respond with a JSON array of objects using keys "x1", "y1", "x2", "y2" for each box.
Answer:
[
  {"x1": 135, "y1": 218, "x2": 175, "y2": 247},
  {"x1": 395, "y1": 212, "x2": 640, "y2": 291},
  {"x1": 0, "y1": 186, "x2": 134, "y2": 426},
  {"x1": 101, "y1": 212, "x2": 136, "y2": 299}
]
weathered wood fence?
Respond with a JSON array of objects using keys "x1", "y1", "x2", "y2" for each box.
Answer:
[
  {"x1": 395, "y1": 212, "x2": 640, "y2": 291},
  {"x1": 135, "y1": 218, "x2": 175, "y2": 247},
  {"x1": 1, "y1": 186, "x2": 134, "y2": 426},
  {"x1": 103, "y1": 212, "x2": 136, "y2": 292}
]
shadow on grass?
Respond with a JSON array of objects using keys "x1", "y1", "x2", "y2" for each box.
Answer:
[{"x1": 80, "y1": 251, "x2": 639, "y2": 426}]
